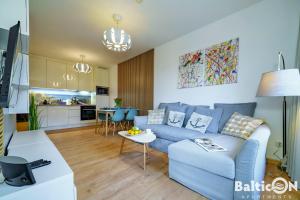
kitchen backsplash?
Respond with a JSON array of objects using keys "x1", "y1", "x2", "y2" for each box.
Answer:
[{"x1": 30, "y1": 88, "x2": 93, "y2": 105}]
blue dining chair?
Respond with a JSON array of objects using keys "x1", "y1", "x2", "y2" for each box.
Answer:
[
  {"x1": 95, "y1": 112, "x2": 107, "y2": 135},
  {"x1": 109, "y1": 108, "x2": 125, "y2": 135},
  {"x1": 125, "y1": 109, "x2": 138, "y2": 129}
]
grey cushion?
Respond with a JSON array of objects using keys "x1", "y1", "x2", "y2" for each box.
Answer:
[
  {"x1": 168, "y1": 136, "x2": 244, "y2": 179},
  {"x1": 158, "y1": 102, "x2": 180, "y2": 109},
  {"x1": 167, "y1": 103, "x2": 188, "y2": 113},
  {"x1": 161, "y1": 103, "x2": 188, "y2": 124},
  {"x1": 193, "y1": 107, "x2": 223, "y2": 134},
  {"x1": 214, "y1": 102, "x2": 257, "y2": 132},
  {"x1": 182, "y1": 103, "x2": 210, "y2": 126}
]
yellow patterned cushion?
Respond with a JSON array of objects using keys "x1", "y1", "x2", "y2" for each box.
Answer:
[{"x1": 221, "y1": 112, "x2": 263, "y2": 139}]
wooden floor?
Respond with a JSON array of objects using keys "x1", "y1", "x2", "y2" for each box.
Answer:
[{"x1": 48, "y1": 127, "x2": 300, "y2": 200}]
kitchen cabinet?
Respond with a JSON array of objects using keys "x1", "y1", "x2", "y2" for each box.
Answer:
[
  {"x1": 29, "y1": 54, "x2": 109, "y2": 92},
  {"x1": 46, "y1": 59, "x2": 67, "y2": 89},
  {"x1": 94, "y1": 67, "x2": 109, "y2": 87},
  {"x1": 47, "y1": 106, "x2": 69, "y2": 127},
  {"x1": 29, "y1": 55, "x2": 47, "y2": 88},
  {"x1": 66, "y1": 63, "x2": 79, "y2": 90},
  {"x1": 37, "y1": 106, "x2": 95, "y2": 129},
  {"x1": 38, "y1": 106, "x2": 48, "y2": 128},
  {"x1": 68, "y1": 106, "x2": 81, "y2": 125},
  {"x1": 79, "y1": 71, "x2": 94, "y2": 92}
]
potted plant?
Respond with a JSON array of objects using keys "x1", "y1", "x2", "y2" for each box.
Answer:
[
  {"x1": 29, "y1": 95, "x2": 40, "y2": 130},
  {"x1": 114, "y1": 98, "x2": 122, "y2": 108}
]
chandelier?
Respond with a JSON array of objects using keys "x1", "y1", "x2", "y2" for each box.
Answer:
[
  {"x1": 102, "y1": 14, "x2": 131, "y2": 52},
  {"x1": 73, "y1": 55, "x2": 92, "y2": 73}
]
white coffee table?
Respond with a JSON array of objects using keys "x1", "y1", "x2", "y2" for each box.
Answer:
[{"x1": 118, "y1": 131, "x2": 156, "y2": 170}]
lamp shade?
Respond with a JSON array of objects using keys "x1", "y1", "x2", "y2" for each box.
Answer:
[{"x1": 257, "y1": 69, "x2": 300, "y2": 97}]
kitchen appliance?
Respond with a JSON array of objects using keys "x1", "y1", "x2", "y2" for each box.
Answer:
[
  {"x1": 96, "y1": 86, "x2": 109, "y2": 95},
  {"x1": 96, "y1": 86, "x2": 109, "y2": 109},
  {"x1": 80, "y1": 105, "x2": 96, "y2": 120}
]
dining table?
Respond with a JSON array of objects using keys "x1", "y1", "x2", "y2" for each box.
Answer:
[
  {"x1": 95, "y1": 108, "x2": 139, "y2": 136},
  {"x1": 95, "y1": 108, "x2": 116, "y2": 136}
]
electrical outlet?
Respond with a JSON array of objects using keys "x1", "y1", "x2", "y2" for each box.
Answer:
[{"x1": 275, "y1": 141, "x2": 282, "y2": 148}]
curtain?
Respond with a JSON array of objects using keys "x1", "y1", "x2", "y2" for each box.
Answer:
[{"x1": 287, "y1": 18, "x2": 300, "y2": 187}]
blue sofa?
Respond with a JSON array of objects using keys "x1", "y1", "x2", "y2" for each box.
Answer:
[{"x1": 134, "y1": 102, "x2": 271, "y2": 200}]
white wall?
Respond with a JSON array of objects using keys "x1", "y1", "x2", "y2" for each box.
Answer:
[
  {"x1": 109, "y1": 65, "x2": 118, "y2": 107},
  {"x1": 4, "y1": 114, "x2": 16, "y2": 150},
  {"x1": 0, "y1": 0, "x2": 29, "y2": 35},
  {"x1": 154, "y1": 0, "x2": 300, "y2": 159}
]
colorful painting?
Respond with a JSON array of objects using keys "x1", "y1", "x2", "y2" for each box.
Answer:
[
  {"x1": 177, "y1": 38, "x2": 239, "y2": 89},
  {"x1": 177, "y1": 50, "x2": 205, "y2": 88},
  {"x1": 205, "y1": 38, "x2": 239, "y2": 86}
]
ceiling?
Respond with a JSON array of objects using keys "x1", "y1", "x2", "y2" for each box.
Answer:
[{"x1": 29, "y1": 0, "x2": 261, "y2": 67}]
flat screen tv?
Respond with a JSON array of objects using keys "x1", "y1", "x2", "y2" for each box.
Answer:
[{"x1": 0, "y1": 21, "x2": 20, "y2": 107}]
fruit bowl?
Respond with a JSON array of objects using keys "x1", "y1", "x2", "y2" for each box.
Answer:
[{"x1": 127, "y1": 127, "x2": 142, "y2": 136}]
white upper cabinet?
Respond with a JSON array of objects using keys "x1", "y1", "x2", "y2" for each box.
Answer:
[
  {"x1": 46, "y1": 59, "x2": 67, "y2": 89},
  {"x1": 0, "y1": 0, "x2": 29, "y2": 35},
  {"x1": 29, "y1": 55, "x2": 47, "y2": 88},
  {"x1": 94, "y1": 67, "x2": 109, "y2": 87},
  {"x1": 29, "y1": 55, "x2": 108, "y2": 92},
  {"x1": 66, "y1": 63, "x2": 79, "y2": 90},
  {"x1": 78, "y1": 71, "x2": 94, "y2": 92}
]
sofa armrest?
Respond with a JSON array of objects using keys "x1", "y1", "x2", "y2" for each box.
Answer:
[
  {"x1": 234, "y1": 124, "x2": 271, "y2": 200},
  {"x1": 134, "y1": 116, "x2": 148, "y2": 127}
]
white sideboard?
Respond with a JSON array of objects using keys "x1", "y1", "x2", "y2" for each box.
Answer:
[{"x1": 0, "y1": 130, "x2": 76, "y2": 200}]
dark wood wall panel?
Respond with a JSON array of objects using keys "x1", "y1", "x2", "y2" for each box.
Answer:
[{"x1": 118, "y1": 49, "x2": 154, "y2": 115}]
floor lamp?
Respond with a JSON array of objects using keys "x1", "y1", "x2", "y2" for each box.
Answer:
[{"x1": 257, "y1": 52, "x2": 300, "y2": 160}]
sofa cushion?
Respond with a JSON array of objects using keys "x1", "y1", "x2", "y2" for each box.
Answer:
[
  {"x1": 182, "y1": 104, "x2": 210, "y2": 127},
  {"x1": 214, "y1": 102, "x2": 257, "y2": 132},
  {"x1": 158, "y1": 102, "x2": 180, "y2": 110},
  {"x1": 158, "y1": 102, "x2": 180, "y2": 124},
  {"x1": 221, "y1": 112, "x2": 264, "y2": 139},
  {"x1": 138, "y1": 124, "x2": 203, "y2": 142},
  {"x1": 167, "y1": 111, "x2": 186, "y2": 128},
  {"x1": 194, "y1": 107, "x2": 223, "y2": 134},
  {"x1": 161, "y1": 103, "x2": 188, "y2": 124},
  {"x1": 147, "y1": 109, "x2": 165, "y2": 124},
  {"x1": 168, "y1": 135, "x2": 245, "y2": 179},
  {"x1": 185, "y1": 112, "x2": 213, "y2": 133}
]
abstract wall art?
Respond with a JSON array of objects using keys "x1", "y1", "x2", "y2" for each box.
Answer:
[
  {"x1": 178, "y1": 50, "x2": 205, "y2": 88},
  {"x1": 177, "y1": 38, "x2": 239, "y2": 89},
  {"x1": 205, "y1": 38, "x2": 239, "y2": 86}
]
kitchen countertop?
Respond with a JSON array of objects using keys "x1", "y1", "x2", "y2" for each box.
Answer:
[{"x1": 38, "y1": 104, "x2": 96, "y2": 107}]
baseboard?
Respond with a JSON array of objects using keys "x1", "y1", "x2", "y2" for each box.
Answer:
[{"x1": 45, "y1": 124, "x2": 96, "y2": 134}]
